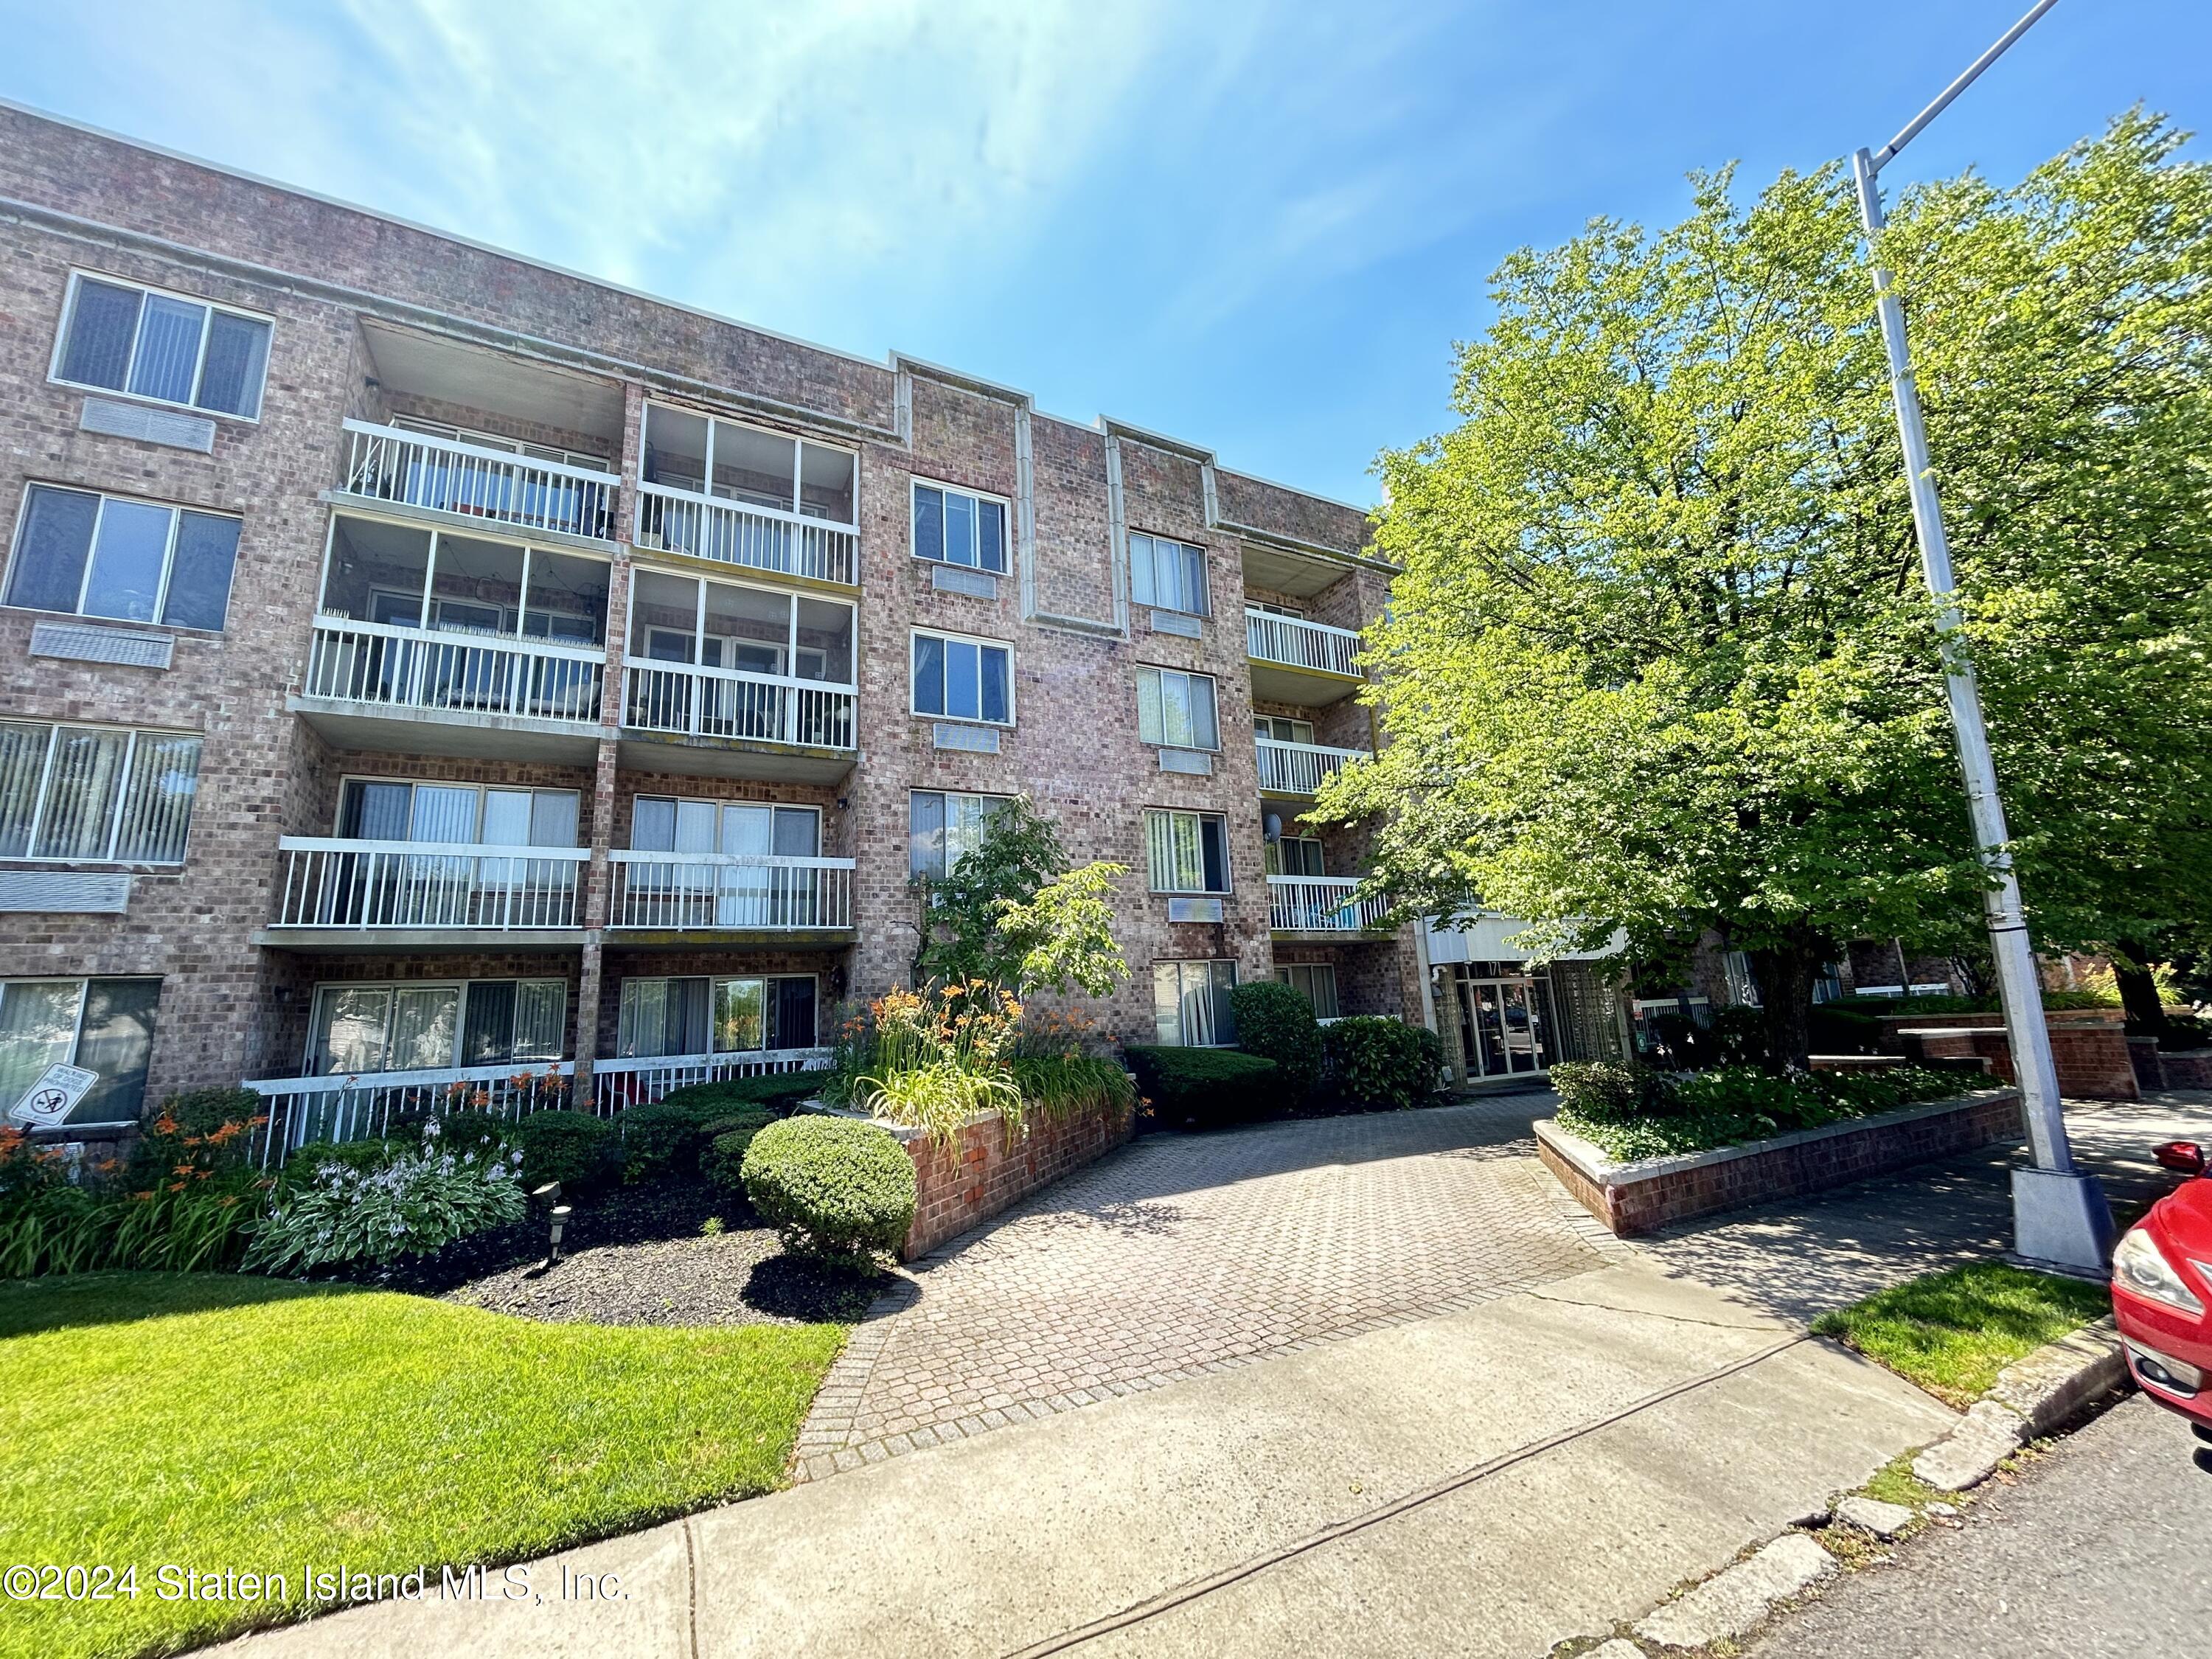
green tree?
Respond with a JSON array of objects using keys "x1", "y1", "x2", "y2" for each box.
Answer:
[
  {"x1": 914, "y1": 797, "x2": 1130, "y2": 998},
  {"x1": 1324, "y1": 114, "x2": 2212, "y2": 1068}
]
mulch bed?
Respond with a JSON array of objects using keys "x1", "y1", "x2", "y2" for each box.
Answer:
[{"x1": 326, "y1": 1179, "x2": 883, "y2": 1329}]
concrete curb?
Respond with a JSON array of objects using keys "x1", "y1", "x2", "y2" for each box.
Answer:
[{"x1": 1911, "y1": 1315, "x2": 2128, "y2": 1491}]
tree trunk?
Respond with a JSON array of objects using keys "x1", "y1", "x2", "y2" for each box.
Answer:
[
  {"x1": 2113, "y1": 937, "x2": 2166, "y2": 1035},
  {"x1": 1747, "y1": 934, "x2": 1825, "y2": 1072}
]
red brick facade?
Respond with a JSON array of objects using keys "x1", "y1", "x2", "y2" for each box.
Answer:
[{"x1": 889, "y1": 1098, "x2": 1138, "y2": 1261}]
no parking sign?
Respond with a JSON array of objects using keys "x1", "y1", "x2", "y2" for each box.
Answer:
[{"x1": 7, "y1": 1063, "x2": 97, "y2": 1129}]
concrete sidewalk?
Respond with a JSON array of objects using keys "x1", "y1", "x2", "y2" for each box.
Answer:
[{"x1": 213, "y1": 1263, "x2": 1953, "y2": 1659}]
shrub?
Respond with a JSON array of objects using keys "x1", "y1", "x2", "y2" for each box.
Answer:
[
  {"x1": 1548, "y1": 1061, "x2": 1661, "y2": 1117},
  {"x1": 1321, "y1": 1018, "x2": 1435, "y2": 1113},
  {"x1": 700, "y1": 1110, "x2": 780, "y2": 1192},
  {"x1": 1123, "y1": 1046, "x2": 1279, "y2": 1128},
  {"x1": 245, "y1": 1127, "x2": 526, "y2": 1273},
  {"x1": 1708, "y1": 1005, "x2": 1770, "y2": 1065},
  {"x1": 741, "y1": 1116, "x2": 916, "y2": 1264},
  {"x1": 1554, "y1": 1061, "x2": 1968, "y2": 1161},
  {"x1": 159, "y1": 1086, "x2": 266, "y2": 1138},
  {"x1": 1225, "y1": 981, "x2": 1324, "y2": 1103},
  {"x1": 658, "y1": 1073, "x2": 823, "y2": 1114},
  {"x1": 510, "y1": 1110, "x2": 613, "y2": 1191}
]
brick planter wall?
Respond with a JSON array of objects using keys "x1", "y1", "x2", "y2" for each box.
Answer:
[
  {"x1": 1879, "y1": 1011, "x2": 2136, "y2": 1100},
  {"x1": 2127, "y1": 1038, "x2": 2212, "y2": 1091},
  {"x1": 877, "y1": 1096, "x2": 1135, "y2": 1261},
  {"x1": 1537, "y1": 1088, "x2": 2025, "y2": 1237}
]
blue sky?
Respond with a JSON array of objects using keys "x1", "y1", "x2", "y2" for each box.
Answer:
[{"x1": 2, "y1": 1, "x2": 2205, "y2": 505}]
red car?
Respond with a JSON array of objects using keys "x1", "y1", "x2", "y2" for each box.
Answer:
[{"x1": 2111, "y1": 1139, "x2": 2212, "y2": 1440}]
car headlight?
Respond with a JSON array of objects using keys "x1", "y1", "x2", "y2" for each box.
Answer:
[{"x1": 2112, "y1": 1225, "x2": 2205, "y2": 1315}]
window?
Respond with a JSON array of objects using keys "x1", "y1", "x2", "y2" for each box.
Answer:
[
  {"x1": 626, "y1": 568, "x2": 855, "y2": 683},
  {"x1": 1144, "y1": 809, "x2": 1231, "y2": 894},
  {"x1": 630, "y1": 796, "x2": 819, "y2": 856},
  {"x1": 1251, "y1": 602, "x2": 1306, "y2": 619},
  {"x1": 5, "y1": 485, "x2": 241, "y2": 630},
  {"x1": 0, "y1": 977, "x2": 159, "y2": 1125},
  {"x1": 911, "y1": 630, "x2": 1012, "y2": 725},
  {"x1": 1275, "y1": 963, "x2": 1340, "y2": 1019},
  {"x1": 336, "y1": 779, "x2": 580, "y2": 846},
  {"x1": 1266, "y1": 835, "x2": 1325, "y2": 877},
  {"x1": 616, "y1": 975, "x2": 818, "y2": 1057},
  {"x1": 1136, "y1": 667, "x2": 1220, "y2": 751},
  {"x1": 908, "y1": 789, "x2": 1012, "y2": 879},
  {"x1": 389, "y1": 415, "x2": 606, "y2": 472},
  {"x1": 320, "y1": 518, "x2": 612, "y2": 646},
  {"x1": 912, "y1": 481, "x2": 1008, "y2": 574},
  {"x1": 640, "y1": 403, "x2": 855, "y2": 524},
  {"x1": 53, "y1": 274, "x2": 272, "y2": 420},
  {"x1": 1152, "y1": 960, "x2": 1238, "y2": 1046},
  {"x1": 0, "y1": 722, "x2": 201, "y2": 864},
  {"x1": 1256, "y1": 715, "x2": 1315, "y2": 745},
  {"x1": 1128, "y1": 532, "x2": 1208, "y2": 617},
  {"x1": 305, "y1": 978, "x2": 566, "y2": 1075}
]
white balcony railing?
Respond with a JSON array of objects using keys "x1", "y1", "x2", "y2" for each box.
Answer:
[
  {"x1": 634, "y1": 481, "x2": 859, "y2": 587},
  {"x1": 302, "y1": 618, "x2": 605, "y2": 725},
  {"x1": 268, "y1": 838, "x2": 588, "y2": 932},
  {"x1": 338, "y1": 419, "x2": 619, "y2": 542},
  {"x1": 246, "y1": 1062, "x2": 578, "y2": 1166},
  {"x1": 1245, "y1": 608, "x2": 1361, "y2": 678},
  {"x1": 622, "y1": 658, "x2": 856, "y2": 751},
  {"x1": 1256, "y1": 737, "x2": 1368, "y2": 796},
  {"x1": 608, "y1": 852, "x2": 855, "y2": 931},
  {"x1": 1268, "y1": 875, "x2": 1392, "y2": 933},
  {"x1": 591, "y1": 1048, "x2": 831, "y2": 1115}
]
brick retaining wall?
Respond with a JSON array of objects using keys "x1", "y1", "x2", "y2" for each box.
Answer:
[
  {"x1": 1536, "y1": 1089, "x2": 2025, "y2": 1237},
  {"x1": 2126, "y1": 1039, "x2": 2212, "y2": 1091},
  {"x1": 1879, "y1": 1012, "x2": 2136, "y2": 1100},
  {"x1": 885, "y1": 1096, "x2": 1135, "y2": 1261}
]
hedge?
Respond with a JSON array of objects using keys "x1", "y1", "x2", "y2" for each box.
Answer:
[
  {"x1": 510, "y1": 1110, "x2": 613, "y2": 1191},
  {"x1": 700, "y1": 1109, "x2": 782, "y2": 1192},
  {"x1": 657, "y1": 1072, "x2": 823, "y2": 1114},
  {"x1": 1225, "y1": 981, "x2": 1324, "y2": 1103},
  {"x1": 1123, "y1": 1046, "x2": 1279, "y2": 1129},
  {"x1": 740, "y1": 1116, "x2": 917, "y2": 1263}
]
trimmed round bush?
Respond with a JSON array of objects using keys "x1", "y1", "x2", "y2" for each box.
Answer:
[
  {"x1": 1122, "y1": 1045, "x2": 1279, "y2": 1129},
  {"x1": 1321, "y1": 1017, "x2": 1434, "y2": 1113},
  {"x1": 740, "y1": 1116, "x2": 917, "y2": 1264},
  {"x1": 511, "y1": 1109, "x2": 613, "y2": 1190},
  {"x1": 700, "y1": 1109, "x2": 781, "y2": 1192},
  {"x1": 1225, "y1": 981, "x2": 1324, "y2": 1104}
]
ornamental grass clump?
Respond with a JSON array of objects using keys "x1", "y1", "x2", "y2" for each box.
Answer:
[{"x1": 246, "y1": 1121, "x2": 525, "y2": 1274}]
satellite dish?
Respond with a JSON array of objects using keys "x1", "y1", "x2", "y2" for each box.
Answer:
[{"x1": 1262, "y1": 813, "x2": 1283, "y2": 843}]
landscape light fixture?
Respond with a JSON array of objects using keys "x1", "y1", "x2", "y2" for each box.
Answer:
[
  {"x1": 549, "y1": 1204, "x2": 571, "y2": 1263},
  {"x1": 1848, "y1": 0, "x2": 2111, "y2": 1270}
]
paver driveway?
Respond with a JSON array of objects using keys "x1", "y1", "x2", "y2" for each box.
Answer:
[{"x1": 793, "y1": 1093, "x2": 1614, "y2": 1480}]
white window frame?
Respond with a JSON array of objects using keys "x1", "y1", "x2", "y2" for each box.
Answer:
[
  {"x1": 909, "y1": 476, "x2": 1011, "y2": 574},
  {"x1": 1152, "y1": 959, "x2": 1239, "y2": 1047},
  {"x1": 1274, "y1": 962, "x2": 1340, "y2": 1018},
  {"x1": 389, "y1": 414, "x2": 607, "y2": 472},
  {"x1": 303, "y1": 976, "x2": 568, "y2": 1075},
  {"x1": 627, "y1": 793, "x2": 821, "y2": 855},
  {"x1": 1144, "y1": 807, "x2": 1234, "y2": 896},
  {"x1": 1128, "y1": 530, "x2": 1211, "y2": 618},
  {"x1": 0, "y1": 720, "x2": 204, "y2": 866},
  {"x1": 3, "y1": 484, "x2": 243, "y2": 632},
  {"x1": 1251, "y1": 601, "x2": 1307, "y2": 620},
  {"x1": 622, "y1": 565, "x2": 855, "y2": 687},
  {"x1": 1266, "y1": 835, "x2": 1326, "y2": 877},
  {"x1": 908, "y1": 788, "x2": 1014, "y2": 880},
  {"x1": 49, "y1": 269, "x2": 274, "y2": 422},
  {"x1": 615, "y1": 973, "x2": 820, "y2": 1057},
  {"x1": 1135, "y1": 666, "x2": 1221, "y2": 752},
  {"x1": 638, "y1": 400, "x2": 858, "y2": 526},
  {"x1": 1256, "y1": 714, "x2": 1316, "y2": 745},
  {"x1": 319, "y1": 514, "x2": 614, "y2": 644},
  {"x1": 332, "y1": 776, "x2": 582, "y2": 846},
  {"x1": 909, "y1": 627, "x2": 1015, "y2": 727}
]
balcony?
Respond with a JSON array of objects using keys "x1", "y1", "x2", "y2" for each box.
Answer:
[
  {"x1": 635, "y1": 482, "x2": 858, "y2": 587},
  {"x1": 1256, "y1": 737, "x2": 1367, "y2": 797},
  {"x1": 1245, "y1": 609, "x2": 1363, "y2": 703},
  {"x1": 258, "y1": 837, "x2": 588, "y2": 950},
  {"x1": 246, "y1": 1062, "x2": 579, "y2": 1166},
  {"x1": 620, "y1": 659, "x2": 857, "y2": 782},
  {"x1": 336, "y1": 419, "x2": 620, "y2": 546},
  {"x1": 591, "y1": 1049, "x2": 830, "y2": 1114},
  {"x1": 294, "y1": 618, "x2": 606, "y2": 762},
  {"x1": 608, "y1": 852, "x2": 855, "y2": 941},
  {"x1": 1267, "y1": 875, "x2": 1394, "y2": 936}
]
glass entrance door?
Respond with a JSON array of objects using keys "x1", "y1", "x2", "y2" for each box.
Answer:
[{"x1": 1452, "y1": 966, "x2": 1549, "y2": 1079}]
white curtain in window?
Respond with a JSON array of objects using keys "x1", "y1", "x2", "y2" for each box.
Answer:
[
  {"x1": 127, "y1": 296, "x2": 206, "y2": 403},
  {"x1": 389, "y1": 987, "x2": 459, "y2": 1071},
  {"x1": 1146, "y1": 811, "x2": 1208, "y2": 892},
  {"x1": 511, "y1": 981, "x2": 567, "y2": 1062},
  {"x1": 0, "y1": 981, "x2": 83, "y2": 1112},
  {"x1": 111, "y1": 734, "x2": 201, "y2": 863},
  {"x1": 617, "y1": 979, "x2": 667, "y2": 1059},
  {"x1": 311, "y1": 986, "x2": 391, "y2": 1075},
  {"x1": 715, "y1": 978, "x2": 766, "y2": 1053}
]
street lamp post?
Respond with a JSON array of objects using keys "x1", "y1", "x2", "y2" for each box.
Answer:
[{"x1": 1849, "y1": 0, "x2": 2112, "y2": 1272}]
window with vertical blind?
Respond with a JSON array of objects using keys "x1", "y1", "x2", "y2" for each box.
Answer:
[
  {"x1": 911, "y1": 481, "x2": 1009, "y2": 574},
  {"x1": 1128, "y1": 532, "x2": 1208, "y2": 616},
  {"x1": 335, "y1": 779, "x2": 580, "y2": 846},
  {"x1": 0, "y1": 976, "x2": 159, "y2": 1125},
  {"x1": 1152, "y1": 960, "x2": 1238, "y2": 1046},
  {"x1": 305, "y1": 978, "x2": 566, "y2": 1076},
  {"x1": 1135, "y1": 667, "x2": 1220, "y2": 751},
  {"x1": 1274, "y1": 963, "x2": 1340, "y2": 1018},
  {"x1": 629, "y1": 796, "x2": 818, "y2": 856},
  {"x1": 907, "y1": 790, "x2": 1011, "y2": 879},
  {"x1": 616, "y1": 975, "x2": 818, "y2": 1057},
  {"x1": 1144, "y1": 809, "x2": 1231, "y2": 894},
  {"x1": 4, "y1": 485, "x2": 242, "y2": 630},
  {"x1": 0, "y1": 722, "x2": 202, "y2": 864},
  {"x1": 51, "y1": 272, "x2": 273, "y2": 420}
]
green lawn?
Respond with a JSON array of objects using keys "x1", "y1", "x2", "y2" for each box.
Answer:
[
  {"x1": 0, "y1": 1273, "x2": 846, "y2": 1659},
  {"x1": 1811, "y1": 1259, "x2": 2111, "y2": 1408}
]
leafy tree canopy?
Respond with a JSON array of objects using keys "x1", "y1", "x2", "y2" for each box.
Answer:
[{"x1": 1322, "y1": 113, "x2": 2212, "y2": 1063}]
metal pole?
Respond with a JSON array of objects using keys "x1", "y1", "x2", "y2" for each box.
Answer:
[{"x1": 1851, "y1": 2, "x2": 2111, "y2": 1271}]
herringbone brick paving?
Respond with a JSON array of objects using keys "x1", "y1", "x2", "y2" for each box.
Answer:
[{"x1": 795, "y1": 1093, "x2": 1605, "y2": 1480}]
